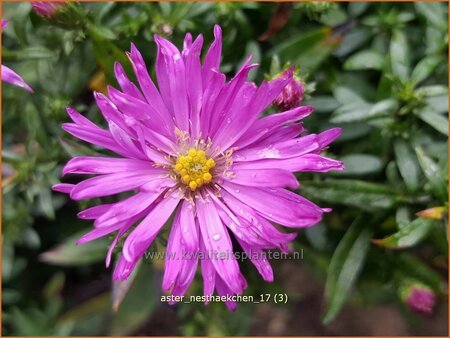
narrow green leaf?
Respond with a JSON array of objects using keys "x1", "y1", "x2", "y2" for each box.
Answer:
[
  {"x1": 322, "y1": 215, "x2": 373, "y2": 324},
  {"x1": 40, "y1": 232, "x2": 109, "y2": 266},
  {"x1": 368, "y1": 99, "x2": 398, "y2": 118},
  {"x1": 373, "y1": 217, "x2": 435, "y2": 249},
  {"x1": 416, "y1": 85, "x2": 448, "y2": 97},
  {"x1": 397, "y1": 253, "x2": 443, "y2": 292},
  {"x1": 390, "y1": 30, "x2": 410, "y2": 80},
  {"x1": 393, "y1": 139, "x2": 421, "y2": 192},
  {"x1": 415, "y1": 2, "x2": 447, "y2": 30},
  {"x1": 344, "y1": 49, "x2": 384, "y2": 70},
  {"x1": 112, "y1": 260, "x2": 142, "y2": 312},
  {"x1": 333, "y1": 86, "x2": 366, "y2": 104},
  {"x1": 348, "y1": 2, "x2": 370, "y2": 17},
  {"x1": 411, "y1": 55, "x2": 443, "y2": 85},
  {"x1": 417, "y1": 109, "x2": 448, "y2": 135},
  {"x1": 304, "y1": 96, "x2": 339, "y2": 113},
  {"x1": 301, "y1": 180, "x2": 397, "y2": 212},
  {"x1": 426, "y1": 95, "x2": 448, "y2": 114},
  {"x1": 110, "y1": 263, "x2": 157, "y2": 335},
  {"x1": 415, "y1": 147, "x2": 448, "y2": 201},
  {"x1": 334, "y1": 27, "x2": 372, "y2": 57},
  {"x1": 335, "y1": 154, "x2": 383, "y2": 176},
  {"x1": 330, "y1": 102, "x2": 372, "y2": 123}
]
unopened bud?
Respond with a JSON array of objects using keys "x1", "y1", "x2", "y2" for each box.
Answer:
[
  {"x1": 31, "y1": 2, "x2": 65, "y2": 17},
  {"x1": 400, "y1": 281, "x2": 436, "y2": 315},
  {"x1": 273, "y1": 69, "x2": 304, "y2": 111}
]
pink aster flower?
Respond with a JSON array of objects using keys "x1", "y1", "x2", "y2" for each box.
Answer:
[
  {"x1": 273, "y1": 68, "x2": 304, "y2": 111},
  {"x1": 53, "y1": 25, "x2": 343, "y2": 310},
  {"x1": 1, "y1": 20, "x2": 33, "y2": 93},
  {"x1": 31, "y1": 2, "x2": 65, "y2": 17},
  {"x1": 404, "y1": 284, "x2": 436, "y2": 315}
]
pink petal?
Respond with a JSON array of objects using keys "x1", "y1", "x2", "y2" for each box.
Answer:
[
  {"x1": 221, "y1": 181, "x2": 323, "y2": 228},
  {"x1": 51, "y1": 183, "x2": 74, "y2": 194},
  {"x1": 196, "y1": 197, "x2": 243, "y2": 294},
  {"x1": 233, "y1": 105, "x2": 312, "y2": 149},
  {"x1": 62, "y1": 156, "x2": 155, "y2": 175},
  {"x1": 1, "y1": 65, "x2": 33, "y2": 92},
  {"x1": 127, "y1": 43, "x2": 172, "y2": 121},
  {"x1": 114, "y1": 62, "x2": 145, "y2": 101},
  {"x1": 62, "y1": 123, "x2": 129, "y2": 158},
  {"x1": 77, "y1": 203, "x2": 113, "y2": 220},
  {"x1": 237, "y1": 238, "x2": 274, "y2": 282},
  {"x1": 94, "y1": 191, "x2": 163, "y2": 228},
  {"x1": 179, "y1": 201, "x2": 199, "y2": 252},
  {"x1": 154, "y1": 34, "x2": 190, "y2": 132},
  {"x1": 123, "y1": 195, "x2": 180, "y2": 262},
  {"x1": 183, "y1": 34, "x2": 204, "y2": 138},
  {"x1": 233, "y1": 154, "x2": 345, "y2": 173},
  {"x1": 70, "y1": 170, "x2": 164, "y2": 200},
  {"x1": 202, "y1": 25, "x2": 222, "y2": 86},
  {"x1": 233, "y1": 134, "x2": 319, "y2": 162},
  {"x1": 226, "y1": 168, "x2": 299, "y2": 189},
  {"x1": 200, "y1": 234, "x2": 216, "y2": 299}
]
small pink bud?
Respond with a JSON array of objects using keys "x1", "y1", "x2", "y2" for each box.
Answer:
[
  {"x1": 402, "y1": 283, "x2": 436, "y2": 315},
  {"x1": 31, "y1": 2, "x2": 65, "y2": 17},
  {"x1": 273, "y1": 69, "x2": 304, "y2": 111}
]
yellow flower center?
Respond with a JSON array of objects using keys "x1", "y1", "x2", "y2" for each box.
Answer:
[{"x1": 173, "y1": 148, "x2": 215, "y2": 191}]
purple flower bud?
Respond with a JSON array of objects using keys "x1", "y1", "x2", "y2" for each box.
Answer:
[
  {"x1": 273, "y1": 69, "x2": 304, "y2": 111},
  {"x1": 31, "y1": 2, "x2": 65, "y2": 17},
  {"x1": 403, "y1": 284, "x2": 436, "y2": 315}
]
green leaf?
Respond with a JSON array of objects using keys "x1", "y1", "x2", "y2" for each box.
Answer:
[
  {"x1": 336, "y1": 122, "x2": 371, "y2": 142},
  {"x1": 39, "y1": 232, "x2": 109, "y2": 266},
  {"x1": 416, "y1": 85, "x2": 448, "y2": 97},
  {"x1": 415, "y1": 147, "x2": 448, "y2": 201},
  {"x1": 411, "y1": 55, "x2": 443, "y2": 85},
  {"x1": 335, "y1": 154, "x2": 383, "y2": 176},
  {"x1": 270, "y1": 27, "x2": 329, "y2": 61},
  {"x1": 393, "y1": 139, "x2": 421, "y2": 192},
  {"x1": 396, "y1": 206, "x2": 412, "y2": 229},
  {"x1": 415, "y1": 2, "x2": 447, "y2": 30},
  {"x1": 330, "y1": 101, "x2": 372, "y2": 123},
  {"x1": 38, "y1": 187, "x2": 55, "y2": 219},
  {"x1": 333, "y1": 86, "x2": 366, "y2": 104},
  {"x1": 270, "y1": 27, "x2": 338, "y2": 72},
  {"x1": 426, "y1": 95, "x2": 448, "y2": 114},
  {"x1": 368, "y1": 99, "x2": 398, "y2": 118},
  {"x1": 303, "y1": 96, "x2": 339, "y2": 113},
  {"x1": 417, "y1": 109, "x2": 448, "y2": 135},
  {"x1": 3, "y1": 46, "x2": 56, "y2": 60},
  {"x1": 110, "y1": 263, "x2": 157, "y2": 335},
  {"x1": 301, "y1": 180, "x2": 397, "y2": 212},
  {"x1": 397, "y1": 253, "x2": 444, "y2": 292},
  {"x1": 390, "y1": 30, "x2": 410, "y2": 80},
  {"x1": 334, "y1": 27, "x2": 372, "y2": 57},
  {"x1": 348, "y1": 2, "x2": 370, "y2": 17},
  {"x1": 373, "y1": 217, "x2": 435, "y2": 249},
  {"x1": 322, "y1": 215, "x2": 373, "y2": 324},
  {"x1": 344, "y1": 49, "x2": 384, "y2": 70},
  {"x1": 111, "y1": 260, "x2": 142, "y2": 312},
  {"x1": 87, "y1": 23, "x2": 130, "y2": 84}
]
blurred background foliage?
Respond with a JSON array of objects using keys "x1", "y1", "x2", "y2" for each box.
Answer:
[{"x1": 2, "y1": 1, "x2": 448, "y2": 336}]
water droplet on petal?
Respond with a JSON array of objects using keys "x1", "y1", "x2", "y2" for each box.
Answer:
[
  {"x1": 212, "y1": 234, "x2": 221, "y2": 241},
  {"x1": 235, "y1": 189, "x2": 240, "y2": 193}
]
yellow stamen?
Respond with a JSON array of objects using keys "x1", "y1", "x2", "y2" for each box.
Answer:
[{"x1": 173, "y1": 148, "x2": 215, "y2": 191}]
